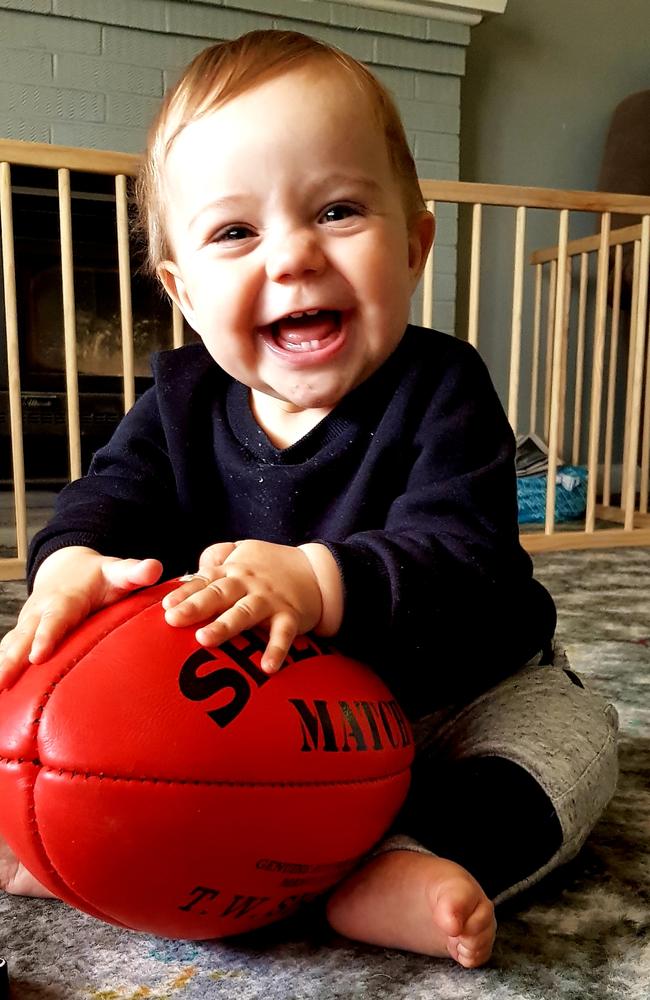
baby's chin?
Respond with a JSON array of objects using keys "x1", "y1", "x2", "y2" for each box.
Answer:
[
  {"x1": 252, "y1": 382, "x2": 339, "y2": 414},
  {"x1": 267, "y1": 360, "x2": 392, "y2": 413}
]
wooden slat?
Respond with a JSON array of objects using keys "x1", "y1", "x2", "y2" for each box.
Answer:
[
  {"x1": 622, "y1": 217, "x2": 650, "y2": 528},
  {"x1": 0, "y1": 138, "x2": 139, "y2": 177},
  {"x1": 0, "y1": 161, "x2": 27, "y2": 562},
  {"x1": 58, "y1": 168, "x2": 82, "y2": 482},
  {"x1": 585, "y1": 213, "x2": 611, "y2": 532},
  {"x1": 0, "y1": 558, "x2": 26, "y2": 581},
  {"x1": 572, "y1": 253, "x2": 589, "y2": 465},
  {"x1": 421, "y1": 199, "x2": 435, "y2": 329},
  {"x1": 545, "y1": 211, "x2": 569, "y2": 533},
  {"x1": 621, "y1": 242, "x2": 641, "y2": 505},
  {"x1": 557, "y1": 258, "x2": 572, "y2": 458},
  {"x1": 115, "y1": 174, "x2": 135, "y2": 413},
  {"x1": 595, "y1": 505, "x2": 650, "y2": 528},
  {"x1": 467, "y1": 203, "x2": 482, "y2": 348},
  {"x1": 529, "y1": 262, "x2": 542, "y2": 433},
  {"x1": 507, "y1": 206, "x2": 526, "y2": 430},
  {"x1": 640, "y1": 303, "x2": 650, "y2": 514},
  {"x1": 543, "y1": 260, "x2": 557, "y2": 440},
  {"x1": 521, "y1": 527, "x2": 650, "y2": 553},
  {"x1": 419, "y1": 178, "x2": 650, "y2": 215},
  {"x1": 603, "y1": 245, "x2": 623, "y2": 506},
  {"x1": 172, "y1": 302, "x2": 184, "y2": 349},
  {"x1": 530, "y1": 221, "x2": 644, "y2": 265}
]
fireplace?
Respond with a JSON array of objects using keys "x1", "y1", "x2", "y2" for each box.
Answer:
[{"x1": 0, "y1": 164, "x2": 186, "y2": 485}]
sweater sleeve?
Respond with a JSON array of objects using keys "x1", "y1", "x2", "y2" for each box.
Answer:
[
  {"x1": 321, "y1": 344, "x2": 556, "y2": 713},
  {"x1": 26, "y1": 387, "x2": 185, "y2": 590}
]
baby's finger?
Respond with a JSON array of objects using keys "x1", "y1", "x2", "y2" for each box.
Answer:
[
  {"x1": 161, "y1": 572, "x2": 215, "y2": 611},
  {"x1": 197, "y1": 542, "x2": 238, "y2": 577},
  {"x1": 0, "y1": 624, "x2": 36, "y2": 687},
  {"x1": 102, "y1": 557, "x2": 163, "y2": 593},
  {"x1": 164, "y1": 576, "x2": 243, "y2": 626},
  {"x1": 260, "y1": 612, "x2": 298, "y2": 674},
  {"x1": 28, "y1": 600, "x2": 85, "y2": 664},
  {"x1": 0, "y1": 593, "x2": 66, "y2": 680},
  {"x1": 194, "y1": 595, "x2": 269, "y2": 648},
  {"x1": 19, "y1": 586, "x2": 98, "y2": 667},
  {"x1": 0, "y1": 625, "x2": 22, "y2": 656}
]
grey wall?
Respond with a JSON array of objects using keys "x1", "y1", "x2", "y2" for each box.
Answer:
[
  {"x1": 458, "y1": 0, "x2": 650, "y2": 435},
  {"x1": 462, "y1": 0, "x2": 650, "y2": 191},
  {"x1": 0, "y1": 0, "x2": 475, "y2": 334}
]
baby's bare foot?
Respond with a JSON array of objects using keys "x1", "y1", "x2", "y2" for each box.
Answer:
[
  {"x1": 326, "y1": 850, "x2": 496, "y2": 967},
  {"x1": 0, "y1": 837, "x2": 56, "y2": 898}
]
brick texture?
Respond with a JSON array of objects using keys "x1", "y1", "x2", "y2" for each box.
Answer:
[
  {"x1": 53, "y1": 0, "x2": 167, "y2": 31},
  {"x1": 0, "y1": 0, "x2": 51, "y2": 12},
  {"x1": 0, "y1": 48, "x2": 53, "y2": 86},
  {"x1": 0, "y1": 80, "x2": 105, "y2": 122},
  {"x1": 54, "y1": 51, "x2": 163, "y2": 97}
]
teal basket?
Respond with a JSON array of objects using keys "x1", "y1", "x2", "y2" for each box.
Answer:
[{"x1": 517, "y1": 465, "x2": 588, "y2": 524}]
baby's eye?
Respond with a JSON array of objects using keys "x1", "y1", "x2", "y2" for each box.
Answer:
[
  {"x1": 319, "y1": 203, "x2": 362, "y2": 224},
  {"x1": 212, "y1": 224, "x2": 255, "y2": 243}
]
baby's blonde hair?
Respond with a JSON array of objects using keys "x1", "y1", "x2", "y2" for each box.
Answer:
[{"x1": 135, "y1": 29, "x2": 425, "y2": 275}]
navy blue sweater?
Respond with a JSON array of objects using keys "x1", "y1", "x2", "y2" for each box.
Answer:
[{"x1": 28, "y1": 326, "x2": 555, "y2": 716}]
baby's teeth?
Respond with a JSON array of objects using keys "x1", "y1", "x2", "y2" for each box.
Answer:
[
  {"x1": 278, "y1": 335, "x2": 328, "y2": 352},
  {"x1": 288, "y1": 309, "x2": 320, "y2": 319}
]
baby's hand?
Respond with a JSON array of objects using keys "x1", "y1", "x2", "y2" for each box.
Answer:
[
  {"x1": 0, "y1": 547, "x2": 162, "y2": 688},
  {"x1": 162, "y1": 540, "x2": 323, "y2": 674}
]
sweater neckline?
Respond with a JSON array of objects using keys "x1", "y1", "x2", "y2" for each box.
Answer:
[{"x1": 225, "y1": 381, "x2": 356, "y2": 464}]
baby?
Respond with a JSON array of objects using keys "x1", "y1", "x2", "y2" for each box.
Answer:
[{"x1": 0, "y1": 30, "x2": 617, "y2": 966}]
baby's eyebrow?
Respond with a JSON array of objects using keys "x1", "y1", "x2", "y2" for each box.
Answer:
[
  {"x1": 318, "y1": 174, "x2": 382, "y2": 196},
  {"x1": 189, "y1": 195, "x2": 249, "y2": 231}
]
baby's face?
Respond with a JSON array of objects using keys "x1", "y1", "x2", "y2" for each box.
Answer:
[{"x1": 159, "y1": 64, "x2": 432, "y2": 425}]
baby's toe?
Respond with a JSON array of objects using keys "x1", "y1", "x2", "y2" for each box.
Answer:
[
  {"x1": 434, "y1": 877, "x2": 486, "y2": 937},
  {"x1": 453, "y1": 937, "x2": 493, "y2": 968},
  {"x1": 451, "y1": 909, "x2": 497, "y2": 967},
  {"x1": 463, "y1": 895, "x2": 496, "y2": 936}
]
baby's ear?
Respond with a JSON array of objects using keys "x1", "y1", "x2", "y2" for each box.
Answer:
[
  {"x1": 157, "y1": 261, "x2": 196, "y2": 327},
  {"x1": 408, "y1": 210, "x2": 435, "y2": 283}
]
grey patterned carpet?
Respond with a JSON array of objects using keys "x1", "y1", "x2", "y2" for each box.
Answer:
[{"x1": 0, "y1": 547, "x2": 648, "y2": 999}]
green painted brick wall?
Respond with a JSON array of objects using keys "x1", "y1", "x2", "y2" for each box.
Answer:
[{"x1": 0, "y1": 0, "x2": 471, "y2": 333}]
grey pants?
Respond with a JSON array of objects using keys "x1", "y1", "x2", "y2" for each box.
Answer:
[{"x1": 379, "y1": 641, "x2": 619, "y2": 905}]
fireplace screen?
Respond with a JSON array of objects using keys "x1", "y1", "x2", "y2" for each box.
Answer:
[
  {"x1": 1, "y1": 163, "x2": 186, "y2": 486},
  {"x1": 28, "y1": 266, "x2": 170, "y2": 380}
]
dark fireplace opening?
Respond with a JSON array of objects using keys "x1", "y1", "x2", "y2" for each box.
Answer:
[{"x1": 0, "y1": 164, "x2": 190, "y2": 487}]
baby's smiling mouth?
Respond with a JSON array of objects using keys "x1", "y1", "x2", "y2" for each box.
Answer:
[{"x1": 270, "y1": 309, "x2": 342, "y2": 353}]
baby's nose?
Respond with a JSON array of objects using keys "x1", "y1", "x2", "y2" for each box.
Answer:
[{"x1": 265, "y1": 230, "x2": 326, "y2": 282}]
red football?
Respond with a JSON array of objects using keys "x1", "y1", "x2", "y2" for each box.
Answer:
[{"x1": 0, "y1": 580, "x2": 413, "y2": 938}]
